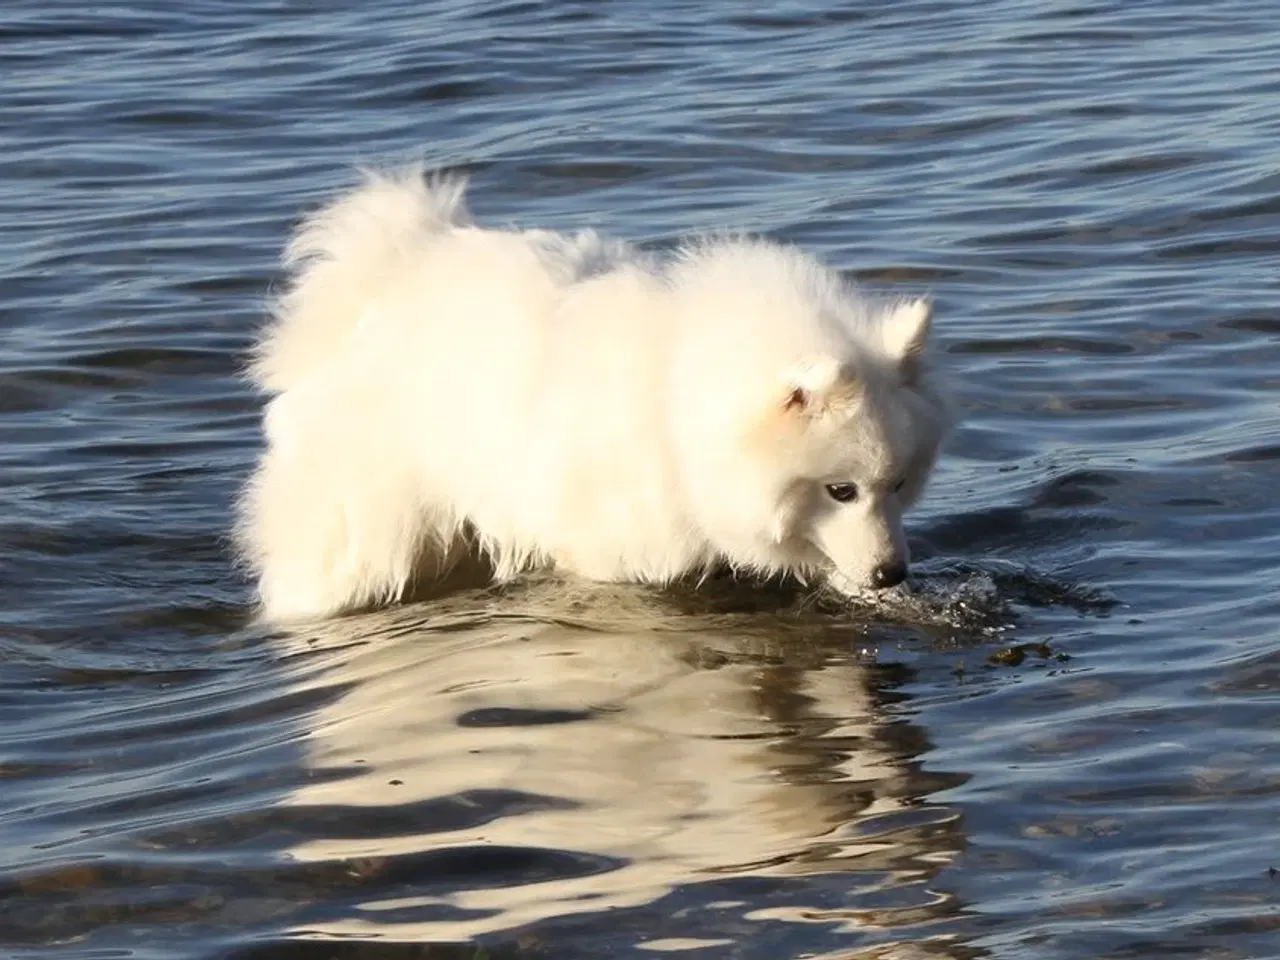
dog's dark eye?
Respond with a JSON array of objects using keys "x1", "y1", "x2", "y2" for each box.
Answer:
[
  {"x1": 894, "y1": 478, "x2": 906, "y2": 493},
  {"x1": 825, "y1": 482, "x2": 859, "y2": 503}
]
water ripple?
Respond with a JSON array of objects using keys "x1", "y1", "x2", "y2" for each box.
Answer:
[{"x1": 1, "y1": 0, "x2": 1279, "y2": 957}]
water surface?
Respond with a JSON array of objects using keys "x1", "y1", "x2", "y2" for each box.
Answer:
[{"x1": 2, "y1": 1, "x2": 1279, "y2": 957}]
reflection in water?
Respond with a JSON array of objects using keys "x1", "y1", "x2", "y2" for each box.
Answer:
[{"x1": 275, "y1": 582, "x2": 969, "y2": 946}]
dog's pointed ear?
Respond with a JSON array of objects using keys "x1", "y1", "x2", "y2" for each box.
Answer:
[
  {"x1": 782, "y1": 356, "x2": 845, "y2": 415},
  {"x1": 884, "y1": 298, "x2": 932, "y2": 386}
]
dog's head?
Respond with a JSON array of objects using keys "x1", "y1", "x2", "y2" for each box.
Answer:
[
  {"x1": 666, "y1": 243, "x2": 952, "y2": 591},
  {"x1": 681, "y1": 292, "x2": 950, "y2": 591},
  {"x1": 760, "y1": 297, "x2": 950, "y2": 593}
]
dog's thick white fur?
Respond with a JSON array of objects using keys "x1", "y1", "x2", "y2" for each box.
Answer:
[{"x1": 238, "y1": 168, "x2": 952, "y2": 621}]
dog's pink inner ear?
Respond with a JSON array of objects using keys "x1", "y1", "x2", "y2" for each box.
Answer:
[
  {"x1": 782, "y1": 357, "x2": 842, "y2": 415},
  {"x1": 784, "y1": 386, "x2": 809, "y2": 411}
]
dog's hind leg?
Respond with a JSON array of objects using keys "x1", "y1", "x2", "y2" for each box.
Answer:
[{"x1": 238, "y1": 432, "x2": 443, "y2": 622}]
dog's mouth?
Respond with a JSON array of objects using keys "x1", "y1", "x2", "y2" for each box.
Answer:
[{"x1": 824, "y1": 568, "x2": 912, "y2": 598}]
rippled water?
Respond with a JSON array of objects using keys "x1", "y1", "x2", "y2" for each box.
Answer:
[{"x1": 3, "y1": 1, "x2": 1279, "y2": 957}]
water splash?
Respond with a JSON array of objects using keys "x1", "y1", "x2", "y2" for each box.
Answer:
[{"x1": 817, "y1": 556, "x2": 1117, "y2": 637}]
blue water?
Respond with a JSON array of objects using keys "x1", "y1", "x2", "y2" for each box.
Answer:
[{"x1": 2, "y1": 1, "x2": 1279, "y2": 957}]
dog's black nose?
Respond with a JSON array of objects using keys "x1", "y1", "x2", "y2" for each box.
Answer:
[{"x1": 870, "y1": 562, "x2": 908, "y2": 590}]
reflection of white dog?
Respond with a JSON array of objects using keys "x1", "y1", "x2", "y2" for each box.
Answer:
[
  {"x1": 282, "y1": 614, "x2": 928, "y2": 938},
  {"x1": 239, "y1": 169, "x2": 953, "y2": 621}
]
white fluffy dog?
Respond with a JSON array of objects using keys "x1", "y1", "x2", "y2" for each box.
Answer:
[{"x1": 238, "y1": 169, "x2": 952, "y2": 621}]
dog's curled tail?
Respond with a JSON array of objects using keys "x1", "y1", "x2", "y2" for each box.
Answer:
[{"x1": 249, "y1": 166, "x2": 469, "y2": 394}]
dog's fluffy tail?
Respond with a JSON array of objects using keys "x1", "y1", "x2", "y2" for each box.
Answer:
[{"x1": 249, "y1": 166, "x2": 469, "y2": 393}]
